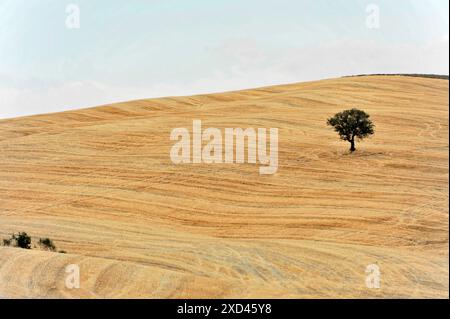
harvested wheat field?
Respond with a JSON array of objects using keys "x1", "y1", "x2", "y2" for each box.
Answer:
[{"x1": 0, "y1": 75, "x2": 448, "y2": 298}]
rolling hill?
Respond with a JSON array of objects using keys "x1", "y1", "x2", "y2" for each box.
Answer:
[{"x1": 0, "y1": 75, "x2": 448, "y2": 298}]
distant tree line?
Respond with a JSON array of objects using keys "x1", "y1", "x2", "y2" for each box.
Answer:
[{"x1": 344, "y1": 74, "x2": 449, "y2": 80}]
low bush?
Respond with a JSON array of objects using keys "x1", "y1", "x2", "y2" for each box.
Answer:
[
  {"x1": 12, "y1": 232, "x2": 32, "y2": 249},
  {"x1": 38, "y1": 238, "x2": 56, "y2": 251}
]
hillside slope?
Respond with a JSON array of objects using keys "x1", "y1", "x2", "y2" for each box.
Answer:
[{"x1": 0, "y1": 76, "x2": 448, "y2": 298}]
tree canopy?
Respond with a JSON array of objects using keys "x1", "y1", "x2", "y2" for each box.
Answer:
[{"x1": 327, "y1": 108, "x2": 374, "y2": 152}]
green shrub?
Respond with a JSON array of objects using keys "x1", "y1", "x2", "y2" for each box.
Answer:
[
  {"x1": 2, "y1": 238, "x2": 11, "y2": 246},
  {"x1": 12, "y1": 232, "x2": 32, "y2": 249},
  {"x1": 38, "y1": 238, "x2": 56, "y2": 251}
]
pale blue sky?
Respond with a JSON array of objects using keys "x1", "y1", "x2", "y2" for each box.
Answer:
[{"x1": 0, "y1": 0, "x2": 448, "y2": 119}]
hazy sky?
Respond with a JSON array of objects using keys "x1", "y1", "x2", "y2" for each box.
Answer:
[{"x1": 0, "y1": 0, "x2": 448, "y2": 119}]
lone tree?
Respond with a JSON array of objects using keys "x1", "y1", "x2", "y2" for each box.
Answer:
[{"x1": 327, "y1": 108, "x2": 374, "y2": 152}]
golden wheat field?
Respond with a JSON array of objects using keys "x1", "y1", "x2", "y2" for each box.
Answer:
[{"x1": 0, "y1": 75, "x2": 448, "y2": 298}]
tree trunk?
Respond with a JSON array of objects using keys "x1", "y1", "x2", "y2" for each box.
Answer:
[{"x1": 350, "y1": 138, "x2": 356, "y2": 152}]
